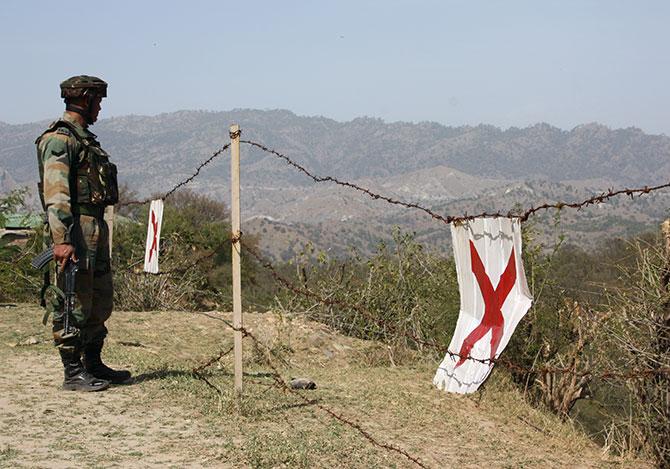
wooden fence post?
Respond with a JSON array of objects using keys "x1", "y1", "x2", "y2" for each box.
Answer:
[{"x1": 230, "y1": 124, "x2": 243, "y2": 398}]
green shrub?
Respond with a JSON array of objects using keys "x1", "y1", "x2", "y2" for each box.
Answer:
[
  {"x1": 113, "y1": 189, "x2": 261, "y2": 311},
  {"x1": 277, "y1": 228, "x2": 460, "y2": 359},
  {"x1": 0, "y1": 188, "x2": 41, "y2": 304}
]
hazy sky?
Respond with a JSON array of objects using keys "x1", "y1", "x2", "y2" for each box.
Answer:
[{"x1": 2, "y1": 1, "x2": 669, "y2": 134}]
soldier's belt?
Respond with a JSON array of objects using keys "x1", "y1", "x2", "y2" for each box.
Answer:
[{"x1": 73, "y1": 204, "x2": 105, "y2": 219}]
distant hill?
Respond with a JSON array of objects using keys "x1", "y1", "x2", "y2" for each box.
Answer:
[
  {"x1": 2, "y1": 109, "x2": 669, "y2": 259},
  {"x1": 3, "y1": 110, "x2": 670, "y2": 188}
]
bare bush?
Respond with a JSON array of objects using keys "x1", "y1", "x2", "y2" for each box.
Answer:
[
  {"x1": 595, "y1": 233, "x2": 670, "y2": 467},
  {"x1": 503, "y1": 219, "x2": 596, "y2": 418},
  {"x1": 535, "y1": 301, "x2": 593, "y2": 418}
]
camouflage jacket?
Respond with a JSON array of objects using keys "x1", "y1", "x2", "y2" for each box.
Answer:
[{"x1": 35, "y1": 113, "x2": 104, "y2": 245}]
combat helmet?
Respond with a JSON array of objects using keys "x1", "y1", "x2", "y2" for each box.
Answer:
[
  {"x1": 60, "y1": 75, "x2": 107, "y2": 99},
  {"x1": 60, "y1": 75, "x2": 107, "y2": 124}
]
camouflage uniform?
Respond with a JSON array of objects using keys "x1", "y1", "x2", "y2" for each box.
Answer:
[
  {"x1": 35, "y1": 75, "x2": 127, "y2": 391},
  {"x1": 35, "y1": 112, "x2": 114, "y2": 347}
]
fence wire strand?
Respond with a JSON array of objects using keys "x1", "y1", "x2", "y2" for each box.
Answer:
[
  {"x1": 241, "y1": 139, "x2": 670, "y2": 224},
  {"x1": 119, "y1": 143, "x2": 230, "y2": 207}
]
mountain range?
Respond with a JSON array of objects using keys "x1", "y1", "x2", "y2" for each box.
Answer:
[{"x1": 2, "y1": 109, "x2": 669, "y2": 259}]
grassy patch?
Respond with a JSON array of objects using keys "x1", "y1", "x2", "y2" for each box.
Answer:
[{"x1": 0, "y1": 444, "x2": 19, "y2": 463}]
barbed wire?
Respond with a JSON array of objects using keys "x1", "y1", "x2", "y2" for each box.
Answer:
[
  {"x1": 241, "y1": 140, "x2": 670, "y2": 224},
  {"x1": 118, "y1": 143, "x2": 230, "y2": 207},
  {"x1": 192, "y1": 344, "x2": 235, "y2": 374},
  {"x1": 518, "y1": 183, "x2": 670, "y2": 222},
  {"x1": 117, "y1": 242, "x2": 221, "y2": 277},
  {"x1": 262, "y1": 361, "x2": 429, "y2": 468},
  {"x1": 115, "y1": 228, "x2": 241, "y2": 279},
  {"x1": 195, "y1": 310, "x2": 428, "y2": 468},
  {"x1": 191, "y1": 344, "x2": 236, "y2": 395},
  {"x1": 240, "y1": 238, "x2": 670, "y2": 381}
]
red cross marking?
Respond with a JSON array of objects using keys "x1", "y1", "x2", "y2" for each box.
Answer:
[
  {"x1": 455, "y1": 240, "x2": 517, "y2": 368},
  {"x1": 148, "y1": 210, "x2": 158, "y2": 262}
]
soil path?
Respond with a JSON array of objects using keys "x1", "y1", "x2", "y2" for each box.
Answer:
[{"x1": 0, "y1": 353, "x2": 224, "y2": 468}]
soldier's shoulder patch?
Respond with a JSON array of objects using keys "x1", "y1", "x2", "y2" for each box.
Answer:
[
  {"x1": 56, "y1": 127, "x2": 72, "y2": 136},
  {"x1": 44, "y1": 135, "x2": 69, "y2": 158}
]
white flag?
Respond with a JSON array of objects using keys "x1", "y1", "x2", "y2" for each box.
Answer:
[
  {"x1": 434, "y1": 217, "x2": 533, "y2": 394},
  {"x1": 143, "y1": 200, "x2": 164, "y2": 274}
]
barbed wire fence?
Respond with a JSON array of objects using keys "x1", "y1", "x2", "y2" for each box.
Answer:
[
  {"x1": 49, "y1": 130, "x2": 669, "y2": 467},
  {"x1": 117, "y1": 143, "x2": 231, "y2": 207},
  {"x1": 241, "y1": 139, "x2": 670, "y2": 224}
]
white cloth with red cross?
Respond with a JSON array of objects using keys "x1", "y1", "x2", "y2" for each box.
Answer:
[
  {"x1": 434, "y1": 217, "x2": 533, "y2": 394},
  {"x1": 143, "y1": 199, "x2": 164, "y2": 274}
]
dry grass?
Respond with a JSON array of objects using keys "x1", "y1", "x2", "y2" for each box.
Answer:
[{"x1": 0, "y1": 304, "x2": 652, "y2": 468}]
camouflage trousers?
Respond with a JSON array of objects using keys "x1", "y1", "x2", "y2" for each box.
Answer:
[{"x1": 53, "y1": 214, "x2": 113, "y2": 348}]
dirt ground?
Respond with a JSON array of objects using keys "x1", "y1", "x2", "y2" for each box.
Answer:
[{"x1": 0, "y1": 304, "x2": 652, "y2": 468}]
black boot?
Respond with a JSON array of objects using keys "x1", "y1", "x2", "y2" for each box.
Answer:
[
  {"x1": 60, "y1": 348, "x2": 110, "y2": 392},
  {"x1": 83, "y1": 340, "x2": 132, "y2": 384}
]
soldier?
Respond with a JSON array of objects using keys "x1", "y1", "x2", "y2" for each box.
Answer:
[{"x1": 35, "y1": 75, "x2": 130, "y2": 391}]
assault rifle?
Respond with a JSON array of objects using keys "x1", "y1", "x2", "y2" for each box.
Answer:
[{"x1": 31, "y1": 247, "x2": 79, "y2": 336}]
